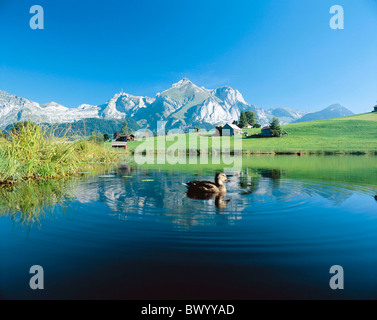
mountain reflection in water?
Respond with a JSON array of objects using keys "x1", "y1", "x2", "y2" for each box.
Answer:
[{"x1": 0, "y1": 163, "x2": 375, "y2": 229}]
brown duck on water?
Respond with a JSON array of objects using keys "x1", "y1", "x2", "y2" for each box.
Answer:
[
  {"x1": 184, "y1": 173, "x2": 231, "y2": 209},
  {"x1": 183, "y1": 173, "x2": 229, "y2": 196}
]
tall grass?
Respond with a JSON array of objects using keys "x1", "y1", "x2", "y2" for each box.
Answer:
[{"x1": 0, "y1": 122, "x2": 121, "y2": 184}]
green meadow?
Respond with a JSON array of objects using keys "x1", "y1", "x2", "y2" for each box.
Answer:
[{"x1": 126, "y1": 112, "x2": 377, "y2": 154}]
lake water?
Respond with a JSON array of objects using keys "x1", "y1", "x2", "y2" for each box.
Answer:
[{"x1": 1, "y1": 156, "x2": 377, "y2": 299}]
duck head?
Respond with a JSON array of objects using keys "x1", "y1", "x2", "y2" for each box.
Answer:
[{"x1": 215, "y1": 173, "x2": 228, "y2": 185}]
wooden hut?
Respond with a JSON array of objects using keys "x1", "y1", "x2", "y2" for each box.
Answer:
[
  {"x1": 112, "y1": 134, "x2": 128, "y2": 149},
  {"x1": 222, "y1": 123, "x2": 242, "y2": 136},
  {"x1": 261, "y1": 126, "x2": 272, "y2": 137}
]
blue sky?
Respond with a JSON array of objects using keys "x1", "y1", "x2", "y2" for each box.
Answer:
[{"x1": 0, "y1": 0, "x2": 376, "y2": 113}]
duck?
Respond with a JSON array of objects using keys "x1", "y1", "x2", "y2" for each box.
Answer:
[{"x1": 183, "y1": 173, "x2": 229, "y2": 196}]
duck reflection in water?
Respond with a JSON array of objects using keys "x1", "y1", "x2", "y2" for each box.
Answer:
[{"x1": 183, "y1": 173, "x2": 231, "y2": 209}]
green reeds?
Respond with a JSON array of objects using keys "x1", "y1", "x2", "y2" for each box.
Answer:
[{"x1": 0, "y1": 122, "x2": 121, "y2": 184}]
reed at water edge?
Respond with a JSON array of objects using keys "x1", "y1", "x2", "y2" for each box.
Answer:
[{"x1": 0, "y1": 122, "x2": 121, "y2": 185}]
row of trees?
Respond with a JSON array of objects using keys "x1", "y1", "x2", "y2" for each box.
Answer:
[
  {"x1": 87, "y1": 119, "x2": 132, "y2": 143},
  {"x1": 232, "y1": 111, "x2": 284, "y2": 137},
  {"x1": 233, "y1": 111, "x2": 261, "y2": 128}
]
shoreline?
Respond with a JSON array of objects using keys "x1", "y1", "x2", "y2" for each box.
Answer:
[{"x1": 123, "y1": 150, "x2": 377, "y2": 156}]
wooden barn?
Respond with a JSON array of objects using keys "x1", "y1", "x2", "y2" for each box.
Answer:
[
  {"x1": 222, "y1": 123, "x2": 242, "y2": 136},
  {"x1": 111, "y1": 134, "x2": 134, "y2": 149},
  {"x1": 261, "y1": 126, "x2": 272, "y2": 137},
  {"x1": 115, "y1": 134, "x2": 128, "y2": 142},
  {"x1": 112, "y1": 140, "x2": 127, "y2": 149}
]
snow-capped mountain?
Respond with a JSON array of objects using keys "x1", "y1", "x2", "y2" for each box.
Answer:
[
  {"x1": 143, "y1": 78, "x2": 249, "y2": 128},
  {"x1": 0, "y1": 90, "x2": 100, "y2": 128},
  {"x1": 98, "y1": 93, "x2": 155, "y2": 120},
  {"x1": 0, "y1": 79, "x2": 351, "y2": 130}
]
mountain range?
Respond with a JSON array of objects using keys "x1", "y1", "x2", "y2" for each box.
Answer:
[
  {"x1": 293, "y1": 104, "x2": 353, "y2": 123},
  {"x1": 0, "y1": 78, "x2": 353, "y2": 131}
]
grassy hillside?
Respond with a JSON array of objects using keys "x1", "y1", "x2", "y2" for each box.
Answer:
[
  {"x1": 240, "y1": 112, "x2": 377, "y2": 153},
  {"x1": 332, "y1": 112, "x2": 377, "y2": 121},
  {"x1": 126, "y1": 112, "x2": 377, "y2": 154}
]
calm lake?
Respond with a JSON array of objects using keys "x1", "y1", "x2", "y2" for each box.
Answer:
[{"x1": 1, "y1": 156, "x2": 377, "y2": 299}]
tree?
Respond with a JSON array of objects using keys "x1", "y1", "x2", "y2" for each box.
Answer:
[
  {"x1": 269, "y1": 117, "x2": 282, "y2": 137},
  {"x1": 245, "y1": 111, "x2": 258, "y2": 127},
  {"x1": 121, "y1": 120, "x2": 128, "y2": 135},
  {"x1": 216, "y1": 126, "x2": 223, "y2": 136},
  {"x1": 97, "y1": 132, "x2": 105, "y2": 143},
  {"x1": 89, "y1": 131, "x2": 104, "y2": 143},
  {"x1": 239, "y1": 111, "x2": 248, "y2": 128},
  {"x1": 103, "y1": 133, "x2": 110, "y2": 142},
  {"x1": 89, "y1": 132, "x2": 97, "y2": 142}
]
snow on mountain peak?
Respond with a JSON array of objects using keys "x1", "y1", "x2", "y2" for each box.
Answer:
[
  {"x1": 40, "y1": 101, "x2": 67, "y2": 110},
  {"x1": 171, "y1": 78, "x2": 193, "y2": 88},
  {"x1": 212, "y1": 86, "x2": 247, "y2": 105}
]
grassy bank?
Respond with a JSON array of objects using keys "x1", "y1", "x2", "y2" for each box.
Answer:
[
  {"x1": 125, "y1": 112, "x2": 377, "y2": 154},
  {"x1": 0, "y1": 123, "x2": 122, "y2": 185}
]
